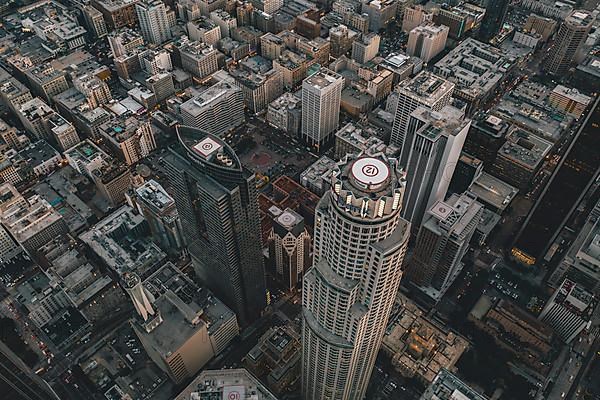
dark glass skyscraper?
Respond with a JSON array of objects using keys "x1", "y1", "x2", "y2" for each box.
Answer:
[
  {"x1": 477, "y1": 0, "x2": 509, "y2": 42},
  {"x1": 0, "y1": 341, "x2": 59, "y2": 400},
  {"x1": 164, "y1": 125, "x2": 267, "y2": 326}
]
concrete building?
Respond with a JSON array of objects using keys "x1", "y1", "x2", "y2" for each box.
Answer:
[
  {"x1": 46, "y1": 113, "x2": 80, "y2": 151},
  {"x1": 539, "y1": 279, "x2": 596, "y2": 343},
  {"x1": 98, "y1": 118, "x2": 156, "y2": 166},
  {"x1": 390, "y1": 71, "x2": 454, "y2": 161},
  {"x1": 301, "y1": 68, "x2": 344, "y2": 150},
  {"x1": 491, "y1": 128, "x2": 552, "y2": 191},
  {"x1": 333, "y1": 122, "x2": 398, "y2": 159},
  {"x1": 405, "y1": 193, "x2": 483, "y2": 301},
  {"x1": 433, "y1": 38, "x2": 516, "y2": 114},
  {"x1": 163, "y1": 126, "x2": 266, "y2": 326},
  {"x1": 463, "y1": 114, "x2": 509, "y2": 167},
  {"x1": 268, "y1": 208, "x2": 311, "y2": 291},
  {"x1": 362, "y1": 0, "x2": 396, "y2": 32},
  {"x1": 91, "y1": 0, "x2": 139, "y2": 30},
  {"x1": 420, "y1": 369, "x2": 488, "y2": 400},
  {"x1": 299, "y1": 155, "x2": 338, "y2": 195},
  {"x1": 181, "y1": 81, "x2": 245, "y2": 137},
  {"x1": 330, "y1": 25, "x2": 359, "y2": 58},
  {"x1": 402, "y1": 106, "x2": 470, "y2": 228},
  {"x1": 83, "y1": 5, "x2": 108, "y2": 39},
  {"x1": 407, "y1": 24, "x2": 448, "y2": 63},
  {"x1": 267, "y1": 92, "x2": 302, "y2": 135},
  {"x1": 0, "y1": 187, "x2": 68, "y2": 253},
  {"x1": 524, "y1": 13, "x2": 557, "y2": 42},
  {"x1": 108, "y1": 28, "x2": 144, "y2": 58},
  {"x1": 129, "y1": 263, "x2": 239, "y2": 384},
  {"x1": 548, "y1": 85, "x2": 593, "y2": 118},
  {"x1": 546, "y1": 10, "x2": 594, "y2": 76},
  {"x1": 91, "y1": 160, "x2": 132, "y2": 207},
  {"x1": 246, "y1": 325, "x2": 300, "y2": 394},
  {"x1": 133, "y1": 180, "x2": 184, "y2": 255},
  {"x1": 382, "y1": 294, "x2": 468, "y2": 384},
  {"x1": 175, "y1": 368, "x2": 277, "y2": 400},
  {"x1": 230, "y1": 68, "x2": 284, "y2": 113},
  {"x1": 136, "y1": 0, "x2": 172, "y2": 45},
  {"x1": 210, "y1": 9, "x2": 238, "y2": 38},
  {"x1": 549, "y1": 200, "x2": 600, "y2": 293},
  {"x1": 24, "y1": 66, "x2": 69, "y2": 104},
  {"x1": 302, "y1": 154, "x2": 410, "y2": 400},
  {"x1": 402, "y1": 5, "x2": 433, "y2": 33},
  {"x1": 351, "y1": 33, "x2": 380, "y2": 64},
  {"x1": 187, "y1": 16, "x2": 221, "y2": 45},
  {"x1": 178, "y1": 39, "x2": 219, "y2": 79}
]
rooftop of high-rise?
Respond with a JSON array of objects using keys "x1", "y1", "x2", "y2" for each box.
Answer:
[
  {"x1": 175, "y1": 369, "x2": 277, "y2": 400},
  {"x1": 303, "y1": 68, "x2": 342, "y2": 90},
  {"x1": 399, "y1": 71, "x2": 454, "y2": 104}
]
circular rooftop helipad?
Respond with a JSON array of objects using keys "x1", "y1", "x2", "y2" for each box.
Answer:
[
  {"x1": 351, "y1": 158, "x2": 389, "y2": 189},
  {"x1": 278, "y1": 211, "x2": 297, "y2": 228}
]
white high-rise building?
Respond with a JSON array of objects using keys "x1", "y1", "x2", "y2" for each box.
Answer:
[
  {"x1": 390, "y1": 71, "x2": 454, "y2": 164},
  {"x1": 407, "y1": 24, "x2": 449, "y2": 63},
  {"x1": 301, "y1": 68, "x2": 344, "y2": 150},
  {"x1": 402, "y1": 105, "x2": 470, "y2": 229},
  {"x1": 302, "y1": 154, "x2": 410, "y2": 400},
  {"x1": 136, "y1": 0, "x2": 172, "y2": 45}
]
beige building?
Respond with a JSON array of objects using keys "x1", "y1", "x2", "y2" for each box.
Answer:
[
  {"x1": 402, "y1": 5, "x2": 433, "y2": 33},
  {"x1": 351, "y1": 33, "x2": 380, "y2": 64},
  {"x1": 407, "y1": 24, "x2": 448, "y2": 63},
  {"x1": 548, "y1": 84, "x2": 592, "y2": 118},
  {"x1": 179, "y1": 39, "x2": 219, "y2": 80},
  {"x1": 382, "y1": 294, "x2": 468, "y2": 384},
  {"x1": 129, "y1": 263, "x2": 239, "y2": 384}
]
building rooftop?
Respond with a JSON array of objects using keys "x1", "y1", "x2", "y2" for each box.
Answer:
[
  {"x1": 79, "y1": 206, "x2": 166, "y2": 277},
  {"x1": 382, "y1": 294, "x2": 469, "y2": 384},
  {"x1": 135, "y1": 180, "x2": 175, "y2": 214},
  {"x1": 497, "y1": 128, "x2": 552, "y2": 169},
  {"x1": 175, "y1": 369, "x2": 278, "y2": 400},
  {"x1": 19, "y1": 140, "x2": 60, "y2": 169},
  {"x1": 551, "y1": 85, "x2": 592, "y2": 106},
  {"x1": 303, "y1": 68, "x2": 342, "y2": 89},
  {"x1": 433, "y1": 37, "x2": 516, "y2": 101},
  {"x1": 471, "y1": 172, "x2": 518, "y2": 212},
  {"x1": 421, "y1": 369, "x2": 488, "y2": 400},
  {"x1": 399, "y1": 71, "x2": 455, "y2": 107},
  {"x1": 1, "y1": 194, "x2": 64, "y2": 245}
]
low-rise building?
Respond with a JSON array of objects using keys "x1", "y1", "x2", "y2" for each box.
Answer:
[
  {"x1": 382, "y1": 294, "x2": 469, "y2": 384},
  {"x1": 175, "y1": 368, "x2": 277, "y2": 400}
]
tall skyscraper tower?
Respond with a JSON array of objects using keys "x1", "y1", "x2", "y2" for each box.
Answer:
[
  {"x1": 390, "y1": 71, "x2": 454, "y2": 164},
  {"x1": 476, "y1": 0, "x2": 509, "y2": 42},
  {"x1": 301, "y1": 68, "x2": 344, "y2": 151},
  {"x1": 163, "y1": 126, "x2": 266, "y2": 326},
  {"x1": 405, "y1": 192, "x2": 482, "y2": 301},
  {"x1": 402, "y1": 106, "x2": 470, "y2": 229},
  {"x1": 302, "y1": 154, "x2": 410, "y2": 400},
  {"x1": 0, "y1": 340, "x2": 60, "y2": 400},
  {"x1": 136, "y1": 0, "x2": 172, "y2": 45},
  {"x1": 546, "y1": 10, "x2": 593, "y2": 76}
]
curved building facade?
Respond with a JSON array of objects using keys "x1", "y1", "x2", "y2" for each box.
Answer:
[
  {"x1": 302, "y1": 155, "x2": 410, "y2": 400},
  {"x1": 163, "y1": 125, "x2": 266, "y2": 326}
]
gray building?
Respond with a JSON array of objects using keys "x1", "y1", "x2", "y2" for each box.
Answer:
[
  {"x1": 406, "y1": 192, "x2": 483, "y2": 301},
  {"x1": 163, "y1": 126, "x2": 266, "y2": 326}
]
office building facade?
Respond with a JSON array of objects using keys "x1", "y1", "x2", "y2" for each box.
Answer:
[
  {"x1": 546, "y1": 10, "x2": 593, "y2": 76},
  {"x1": 164, "y1": 126, "x2": 266, "y2": 326}
]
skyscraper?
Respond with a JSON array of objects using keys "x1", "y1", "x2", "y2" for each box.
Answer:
[
  {"x1": 301, "y1": 68, "x2": 344, "y2": 150},
  {"x1": 390, "y1": 71, "x2": 454, "y2": 163},
  {"x1": 405, "y1": 192, "x2": 483, "y2": 301},
  {"x1": 546, "y1": 10, "x2": 594, "y2": 76},
  {"x1": 163, "y1": 126, "x2": 266, "y2": 326},
  {"x1": 0, "y1": 340, "x2": 60, "y2": 400},
  {"x1": 402, "y1": 106, "x2": 470, "y2": 229},
  {"x1": 302, "y1": 154, "x2": 410, "y2": 399},
  {"x1": 268, "y1": 207, "x2": 311, "y2": 291},
  {"x1": 136, "y1": 0, "x2": 172, "y2": 45},
  {"x1": 476, "y1": 0, "x2": 510, "y2": 42}
]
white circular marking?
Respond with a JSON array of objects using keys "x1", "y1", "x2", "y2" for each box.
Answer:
[
  {"x1": 228, "y1": 392, "x2": 240, "y2": 400},
  {"x1": 351, "y1": 158, "x2": 389, "y2": 186},
  {"x1": 201, "y1": 142, "x2": 213, "y2": 150}
]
